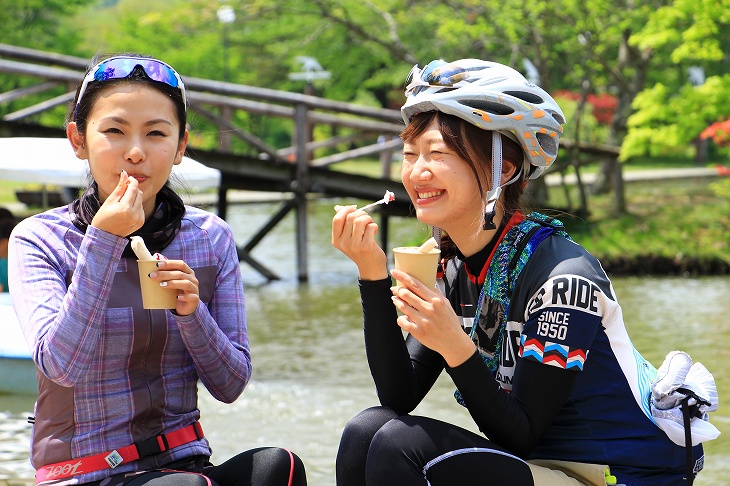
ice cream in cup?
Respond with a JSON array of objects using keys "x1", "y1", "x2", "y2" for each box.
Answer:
[
  {"x1": 393, "y1": 237, "x2": 440, "y2": 289},
  {"x1": 130, "y1": 236, "x2": 177, "y2": 309}
]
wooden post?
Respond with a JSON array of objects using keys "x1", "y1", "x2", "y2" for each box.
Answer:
[
  {"x1": 217, "y1": 105, "x2": 233, "y2": 220},
  {"x1": 219, "y1": 105, "x2": 232, "y2": 153},
  {"x1": 294, "y1": 102, "x2": 310, "y2": 282},
  {"x1": 217, "y1": 185, "x2": 229, "y2": 220},
  {"x1": 613, "y1": 159, "x2": 626, "y2": 215}
]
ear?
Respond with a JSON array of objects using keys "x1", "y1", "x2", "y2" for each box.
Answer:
[
  {"x1": 500, "y1": 159, "x2": 519, "y2": 186},
  {"x1": 66, "y1": 123, "x2": 88, "y2": 160},
  {"x1": 173, "y1": 130, "x2": 189, "y2": 166}
]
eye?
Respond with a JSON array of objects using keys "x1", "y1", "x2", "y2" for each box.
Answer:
[
  {"x1": 104, "y1": 127, "x2": 123, "y2": 134},
  {"x1": 148, "y1": 129, "x2": 168, "y2": 137},
  {"x1": 402, "y1": 149, "x2": 418, "y2": 158}
]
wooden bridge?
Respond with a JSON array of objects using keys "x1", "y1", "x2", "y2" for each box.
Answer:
[{"x1": 0, "y1": 44, "x2": 413, "y2": 282}]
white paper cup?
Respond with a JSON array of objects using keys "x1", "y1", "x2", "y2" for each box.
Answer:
[
  {"x1": 393, "y1": 247, "x2": 440, "y2": 289},
  {"x1": 138, "y1": 260, "x2": 178, "y2": 309}
]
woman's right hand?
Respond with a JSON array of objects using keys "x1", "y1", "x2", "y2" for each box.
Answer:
[
  {"x1": 90, "y1": 170, "x2": 146, "y2": 237},
  {"x1": 332, "y1": 205, "x2": 388, "y2": 280}
]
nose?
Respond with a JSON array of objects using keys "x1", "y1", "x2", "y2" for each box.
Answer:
[
  {"x1": 409, "y1": 155, "x2": 433, "y2": 183},
  {"x1": 125, "y1": 140, "x2": 145, "y2": 164}
]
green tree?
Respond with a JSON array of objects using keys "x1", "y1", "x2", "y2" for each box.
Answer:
[
  {"x1": 0, "y1": 0, "x2": 96, "y2": 127},
  {"x1": 0, "y1": 0, "x2": 92, "y2": 52},
  {"x1": 6, "y1": 0, "x2": 727, "y2": 212},
  {"x1": 622, "y1": 0, "x2": 730, "y2": 161}
]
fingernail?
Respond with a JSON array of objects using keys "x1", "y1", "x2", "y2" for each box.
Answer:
[
  {"x1": 334, "y1": 205, "x2": 342, "y2": 211},
  {"x1": 156, "y1": 261, "x2": 165, "y2": 267},
  {"x1": 148, "y1": 272, "x2": 157, "y2": 278},
  {"x1": 160, "y1": 281, "x2": 168, "y2": 287}
]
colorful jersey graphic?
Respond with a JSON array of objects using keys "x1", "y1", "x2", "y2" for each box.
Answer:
[{"x1": 443, "y1": 214, "x2": 704, "y2": 483}]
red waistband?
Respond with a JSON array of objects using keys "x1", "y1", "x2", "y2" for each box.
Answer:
[{"x1": 35, "y1": 422, "x2": 204, "y2": 484}]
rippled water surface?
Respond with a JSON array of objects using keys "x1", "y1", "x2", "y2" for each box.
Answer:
[{"x1": 2, "y1": 199, "x2": 728, "y2": 485}]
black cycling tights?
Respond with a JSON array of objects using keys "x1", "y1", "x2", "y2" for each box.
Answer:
[
  {"x1": 89, "y1": 447, "x2": 307, "y2": 486},
  {"x1": 336, "y1": 406, "x2": 534, "y2": 486}
]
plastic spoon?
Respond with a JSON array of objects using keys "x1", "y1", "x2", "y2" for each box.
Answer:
[
  {"x1": 417, "y1": 237, "x2": 438, "y2": 253},
  {"x1": 130, "y1": 236, "x2": 155, "y2": 261},
  {"x1": 357, "y1": 190, "x2": 395, "y2": 211}
]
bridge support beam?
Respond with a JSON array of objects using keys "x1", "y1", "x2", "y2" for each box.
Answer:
[{"x1": 294, "y1": 102, "x2": 310, "y2": 282}]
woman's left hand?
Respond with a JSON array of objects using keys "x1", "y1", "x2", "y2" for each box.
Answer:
[
  {"x1": 390, "y1": 268, "x2": 475, "y2": 368},
  {"x1": 147, "y1": 259, "x2": 199, "y2": 316}
]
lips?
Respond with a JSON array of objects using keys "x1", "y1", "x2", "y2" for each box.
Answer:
[{"x1": 127, "y1": 174, "x2": 147, "y2": 182}]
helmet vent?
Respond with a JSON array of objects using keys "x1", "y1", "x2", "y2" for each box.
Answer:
[
  {"x1": 503, "y1": 90, "x2": 544, "y2": 104},
  {"x1": 536, "y1": 132, "x2": 558, "y2": 156},
  {"x1": 458, "y1": 99, "x2": 514, "y2": 116},
  {"x1": 548, "y1": 110, "x2": 566, "y2": 125}
]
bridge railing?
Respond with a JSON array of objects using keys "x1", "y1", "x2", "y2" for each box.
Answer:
[{"x1": 0, "y1": 43, "x2": 411, "y2": 282}]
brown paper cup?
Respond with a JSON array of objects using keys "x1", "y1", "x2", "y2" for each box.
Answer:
[
  {"x1": 393, "y1": 247, "x2": 441, "y2": 289},
  {"x1": 138, "y1": 260, "x2": 178, "y2": 309}
]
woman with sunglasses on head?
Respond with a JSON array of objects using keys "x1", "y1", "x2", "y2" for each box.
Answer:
[
  {"x1": 332, "y1": 59, "x2": 711, "y2": 485},
  {"x1": 9, "y1": 54, "x2": 307, "y2": 486}
]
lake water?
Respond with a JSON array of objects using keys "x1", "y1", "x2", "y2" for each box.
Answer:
[{"x1": 1, "y1": 198, "x2": 728, "y2": 485}]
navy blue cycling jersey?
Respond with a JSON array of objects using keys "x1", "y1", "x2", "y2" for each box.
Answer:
[{"x1": 443, "y1": 231, "x2": 704, "y2": 484}]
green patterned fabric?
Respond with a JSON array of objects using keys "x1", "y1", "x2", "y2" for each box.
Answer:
[{"x1": 454, "y1": 212, "x2": 572, "y2": 405}]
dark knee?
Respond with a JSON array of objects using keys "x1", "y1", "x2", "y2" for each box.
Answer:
[{"x1": 341, "y1": 406, "x2": 398, "y2": 443}]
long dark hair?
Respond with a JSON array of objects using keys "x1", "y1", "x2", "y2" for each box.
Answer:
[
  {"x1": 67, "y1": 53, "x2": 187, "y2": 141},
  {"x1": 400, "y1": 111, "x2": 527, "y2": 259}
]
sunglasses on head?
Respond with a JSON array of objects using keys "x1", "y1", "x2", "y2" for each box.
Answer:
[
  {"x1": 74, "y1": 56, "x2": 187, "y2": 120},
  {"x1": 404, "y1": 60, "x2": 472, "y2": 97}
]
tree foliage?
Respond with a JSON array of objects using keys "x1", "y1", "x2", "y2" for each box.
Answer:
[
  {"x1": 0, "y1": 0, "x2": 93, "y2": 52},
  {"x1": 2, "y1": 0, "x2": 728, "y2": 164},
  {"x1": 622, "y1": 0, "x2": 730, "y2": 160}
]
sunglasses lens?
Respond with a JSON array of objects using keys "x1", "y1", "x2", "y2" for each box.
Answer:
[
  {"x1": 426, "y1": 61, "x2": 469, "y2": 86},
  {"x1": 141, "y1": 61, "x2": 180, "y2": 87},
  {"x1": 420, "y1": 60, "x2": 448, "y2": 84},
  {"x1": 94, "y1": 58, "x2": 180, "y2": 88},
  {"x1": 404, "y1": 60, "x2": 472, "y2": 98}
]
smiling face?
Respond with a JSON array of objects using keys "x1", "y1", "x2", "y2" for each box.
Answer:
[
  {"x1": 67, "y1": 83, "x2": 188, "y2": 219},
  {"x1": 400, "y1": 112, "x2": 522, "y2": 255},
  {"x1": 401, "y1": 118, "x2": 486, "y2": 243}
]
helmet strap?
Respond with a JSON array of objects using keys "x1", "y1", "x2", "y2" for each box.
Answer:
[
  {"x1": 431, "y1": 225, "x2": 442, "y2": 247},
  {"x1": 483, "y1": 132, "x2": 503, "y2": 230}
]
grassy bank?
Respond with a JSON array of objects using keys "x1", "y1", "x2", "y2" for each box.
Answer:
[{"x1": 543, "y1": 176, "x2": 730, "y2": 275}]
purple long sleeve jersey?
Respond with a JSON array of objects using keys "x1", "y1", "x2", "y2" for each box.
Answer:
[{"x1": 8, "y1": 204, "x2": 251, "y2": 484}]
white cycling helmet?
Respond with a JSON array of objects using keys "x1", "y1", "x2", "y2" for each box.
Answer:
[{"x1": 401, "y1": 58, "x2": 566, "y2": 228}]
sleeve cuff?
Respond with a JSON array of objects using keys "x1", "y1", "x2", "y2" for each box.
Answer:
[
  {"x1": 359, "y1": 276, "x2": 392, "y2": 287},
  {"x1": 446, "y1": 349, "x2": 484, "y2": 376}
]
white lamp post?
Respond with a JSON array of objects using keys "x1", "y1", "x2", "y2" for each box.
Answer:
[
  {"x1": 288, "y1": 56, "x2": 331, "y2": 96},
  {"x1": 217, "y1": 6, "x2": 236, "y2": 82}
]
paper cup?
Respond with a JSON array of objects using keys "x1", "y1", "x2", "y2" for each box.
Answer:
[
  {"x1": 393, "y1": 247, "x2": 441, "y2": 289},
  {"x1": 138, "y1": 260, "x2": 178, "y2": 309}
]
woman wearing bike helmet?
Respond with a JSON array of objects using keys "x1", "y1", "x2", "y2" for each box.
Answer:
[{"x1": 331, "y1": 59, "x2": 707, "y2": 485}]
